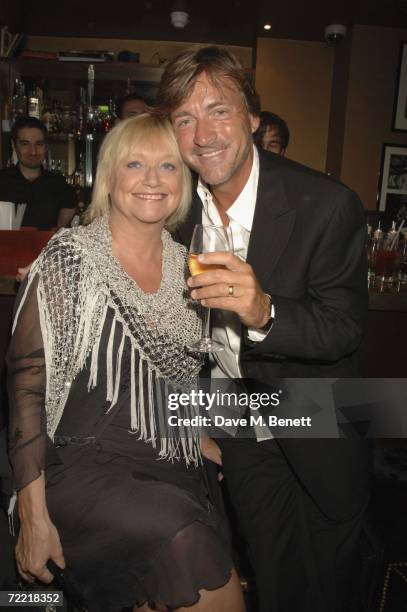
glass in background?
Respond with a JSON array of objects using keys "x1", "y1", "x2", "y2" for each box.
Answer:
[
  {"x1": 367, "y1": 224, "x2": 382, "y2": 290},
  {"x1": 375, "y1": 225, "x2": 399, "y2": 289},
  {"x1": 398, "y1": 232, "x2": 407, "y2": 289}
]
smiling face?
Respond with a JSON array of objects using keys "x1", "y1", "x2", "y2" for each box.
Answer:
[
  {"x1": 109, "y1": 134, "x2": 183, "y2": 231},
  {"x1": 171, "y1": 71, "x2": 259, "y2": 198},
  {"x1": 14, "y1": 127, "x2": 47, "y2": 171}
]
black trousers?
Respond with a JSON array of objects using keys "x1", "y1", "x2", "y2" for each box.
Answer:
[{"x1": 218, "y1": 437, "x2": 365, "y2": 612}]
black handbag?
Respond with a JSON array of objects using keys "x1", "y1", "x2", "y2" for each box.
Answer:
[{"x1": 46, "y1": 560, "x2": 88, "y2": 612}]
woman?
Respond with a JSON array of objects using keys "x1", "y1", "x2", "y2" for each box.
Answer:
[{"x1": 7, "y1": 115, "x2": 245, "y2": 612}]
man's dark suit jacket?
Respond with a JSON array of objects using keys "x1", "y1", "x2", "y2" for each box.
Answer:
[{"x1": 175, "y1": 148, "x2": 371, "y2": 524}]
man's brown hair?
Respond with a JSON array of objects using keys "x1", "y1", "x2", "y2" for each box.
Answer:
[{"x1": 156, "y1": 46, "x2": 261, "y2": 118}]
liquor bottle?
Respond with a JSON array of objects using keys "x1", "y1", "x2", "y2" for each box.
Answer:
[
  {"x1": 103, "y1": 99, "x2": 115, "y2": 132},
  {"x1": 74, "y1": 152, "x2": 85, "y2": 188},
  {"x1": 28, "y1": 85, "x2": 40, "y2": 119},
  {"x1": 70, "y1": 199, "x2": 86, "y2": 227},
  {"x1": 42, "y1": 102, "x2": 53, "y2": 131},
  {"x1": 85, "y1": 65, "x2": 95, "y2": 188},
  {"x1": 11, "y1": 78, "x2": 27, "y2": 122},
  {"x1": 76, "y1": 103, "x2": 84, "y2": 139}
]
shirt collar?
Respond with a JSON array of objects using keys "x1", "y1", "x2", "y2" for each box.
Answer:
[
  {"x1": 197, "y1": 145, "x2": 259, "y2": 232},
  {"x1": 16, "y1": 164, "x2": 44, "y2": 182}
]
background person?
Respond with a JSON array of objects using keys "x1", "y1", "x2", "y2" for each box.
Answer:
[
  {"x1": 115, "y1": 93, "x2": 148, "y2": 121},
  {"x1": 7, "y1": 114, "x2": 245, "y2": 612},
  {"x1": 157, "y1": 45, "x2": 370, "y2": 612},
  {"x1": 0, "y1": 117, "x2": 76, "y2": 229},
  {"x1": 253, "y1": 110, "x2": 289, "y2": 156}
]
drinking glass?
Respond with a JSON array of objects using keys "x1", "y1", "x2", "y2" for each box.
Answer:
[
  {"x1": 187, "y1": 224, "x2": 233, "y2": 353},
  {"x1": 399, "y1": 235, "x2": 407, "y2": 286},
  {"x1": 375, "y1": 231, "x2": 398, "y2": 286}
]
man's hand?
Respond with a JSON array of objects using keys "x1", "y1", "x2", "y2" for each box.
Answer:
[{"x1": 188, "y1": 252, "x2": 271, "y2": 329}]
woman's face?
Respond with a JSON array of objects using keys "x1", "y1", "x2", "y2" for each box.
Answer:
[{"x1": 109, "y1": 135, "x2": 183, "y2": 230}]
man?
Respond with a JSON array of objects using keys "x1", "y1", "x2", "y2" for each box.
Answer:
[
  {"x1": 115, "y1": 93, "x2": 147, "y2": 121},
  {"x1": 157, "y1": 46, "x2": 370, "y2": 612},
  {"x1": 253, "y1": 110, "x2": 289, "y2": 156},
  {"x1": 0, "y1": 117, "x2": 75, "y2": 229}
]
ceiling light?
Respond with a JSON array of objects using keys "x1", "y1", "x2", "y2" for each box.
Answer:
[
  {"x1": 264, "y1": 24, "x2": 272, "y2": 31},
  {"x1": 171, "y1": 11, "x2": 189, "y2": 28},
  {"x1": 171, "y1": 1, "x2": 189, "y2": 28}
]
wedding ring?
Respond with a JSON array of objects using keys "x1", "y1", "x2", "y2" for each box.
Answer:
[{"x1": 228, "y1": 284, "x2": 234, "y2": 296}]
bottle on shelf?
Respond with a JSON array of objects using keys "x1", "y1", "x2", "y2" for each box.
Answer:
[
  {"x1": 11, "y1": 78, "x2": 27, "y2": 123},
  {"x1": 103, "y1": 99, "x2": 115, "y2": 133},
  {"x1": 85, "y1": 64, "x2": 95, "y2": 188},
  {"x1": 42, "y1": 101, "x2": 53, "y2": 132},
  {"x1": 74, "y1": 152, "x2": 85, "y2": 188},
  {"x1": 27, "y1": 85, "x2": 41, "y2": 119},
  {"x1": 70, "y1": 199, "x2": 86, "y2": 227}
]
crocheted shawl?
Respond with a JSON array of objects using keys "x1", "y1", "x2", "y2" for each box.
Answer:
[{"x1": 13, "y1": 217, "x2": 203, "y2": 465}]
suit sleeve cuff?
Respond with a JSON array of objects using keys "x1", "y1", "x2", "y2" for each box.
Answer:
[{"x1": 247, "y1": 304, "x2": 275, "y2": 342}]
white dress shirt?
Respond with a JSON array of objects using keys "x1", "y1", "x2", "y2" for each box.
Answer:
[{"x1": 197, "y1": 146, "x2": 273, "y2": 380}]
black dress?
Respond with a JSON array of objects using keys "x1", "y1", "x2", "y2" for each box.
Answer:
[{"x1": 7, "y1": 277, "x2": 232, "y2": 611}]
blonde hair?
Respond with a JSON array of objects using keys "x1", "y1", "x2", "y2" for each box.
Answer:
[{"x1": 84, "y1": 114, "x2": 192, "y2": 231}]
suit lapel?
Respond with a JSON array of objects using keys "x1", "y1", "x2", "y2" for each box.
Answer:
[
  {"x1": 247, "y1": 153, "x2": 296, "y2": 289},
  {"x1": 176, "y1": 155, "x2": 296, "y2": 291}
]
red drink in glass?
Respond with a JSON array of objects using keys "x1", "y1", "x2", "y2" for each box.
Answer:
[{"x1": 375, "y1": 249, "x2": 396, "y2": 280}]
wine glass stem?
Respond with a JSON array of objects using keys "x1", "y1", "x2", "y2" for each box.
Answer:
[{"x1": 203, "y1": 306, "x2": 211, "y2": 339}]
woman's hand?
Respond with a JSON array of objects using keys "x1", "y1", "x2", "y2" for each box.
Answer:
[
  {"x1": 16, "y1": 473, "x2": 65, "y2": 583},
  {"x1": 16, "y1": 517, "x2": 65, "y2": 583}
]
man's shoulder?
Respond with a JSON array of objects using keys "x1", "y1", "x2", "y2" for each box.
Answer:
[
  {"x1": 260, "y1": 149, "x2": 348, "y2": 189},
  {"x1": 0, "y1": 165, "x2": 20, "y2": 180},
  {"x1": 258, "y1": 149, "x2": 360, "y2": 208}
]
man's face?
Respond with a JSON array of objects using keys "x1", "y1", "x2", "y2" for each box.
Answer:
[
  {"x1": 14, "y1": 128, "x2": 47, "y2": 170},
  {"x1": 171, "y1": 72, "x2": 259, "y2": 192},
  {"x1": 262, "y1": 125, "x2": 285, "y2": 156},
  {"x1": 121, "y1": 98, "x2": 147, "y2": 119}
]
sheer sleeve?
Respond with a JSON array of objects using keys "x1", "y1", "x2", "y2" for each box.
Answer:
[{"x1": 7, "y1": 275, "x2": 47, "y2": 491}]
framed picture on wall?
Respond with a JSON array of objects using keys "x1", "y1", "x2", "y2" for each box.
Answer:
[
  {"x1": 393, "y1": 41, "x2": 407, "y2": 131},
  {"x1": 378, "y1": 144, "x2": 407, "y2": 227}
]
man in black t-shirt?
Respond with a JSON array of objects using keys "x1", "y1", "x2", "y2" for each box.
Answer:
[{"x1": 0, "y1": 117, "x2": 76, "y2": 230}]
